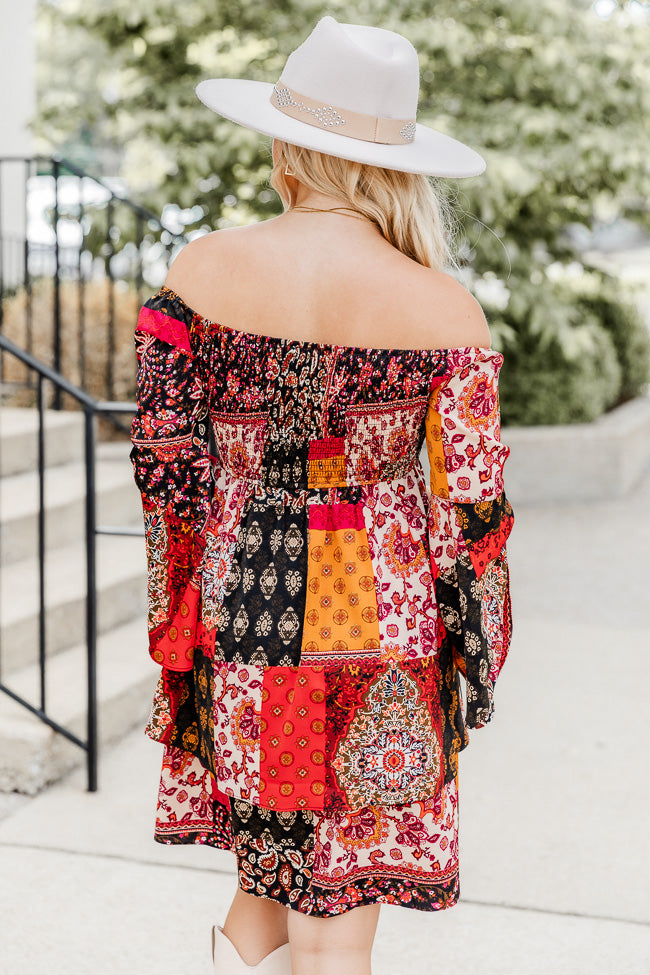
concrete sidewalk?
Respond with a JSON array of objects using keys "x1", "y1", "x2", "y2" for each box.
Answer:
[{"x1": 1, "y1": 470, "x2": 649, "y2": 974}]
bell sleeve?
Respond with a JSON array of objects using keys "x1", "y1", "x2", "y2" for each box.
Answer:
[
  {"x1": 129, "y1": 299, "x2": 213, "y2": 672},
  {"x1": 424, "y1": 347, "x2": 514, "y2": 729}
]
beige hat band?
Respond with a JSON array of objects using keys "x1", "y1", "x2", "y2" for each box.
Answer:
[{"x1": 270, "y1": 82, "x2": 417, "y2": 145}]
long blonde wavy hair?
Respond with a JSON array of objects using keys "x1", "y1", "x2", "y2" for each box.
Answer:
[{"x1": 268, "y1": 139, "x2": 460, "y2": 272}]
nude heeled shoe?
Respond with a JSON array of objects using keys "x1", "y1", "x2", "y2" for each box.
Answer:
[{"x1": 211, "y1": 925, "x2": 292, "y2": 974}]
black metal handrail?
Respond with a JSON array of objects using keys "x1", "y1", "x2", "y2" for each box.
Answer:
[
  {"x1": 0, "y1": 331, "x2": 139, "y2": 792},
  {"x1": 0, "y1": 153, "x2": 187, "y2": 408}
]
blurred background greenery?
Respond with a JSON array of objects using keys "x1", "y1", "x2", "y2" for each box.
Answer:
[{"x1": 34, "y1": 0, "x2": 650, "y2": 425}]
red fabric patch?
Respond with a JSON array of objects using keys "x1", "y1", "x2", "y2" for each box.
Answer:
[
  {"x1": 137, "y1": 306, "x2": 192, "y2": 354},
  {"x1": 259, "y1": 667, "x2": 327, "y2": 810},
  {"x1": 213, "y1": 783, "x2": 231, "y2": 805},
  {"x1": 465, "y1": 512, "x2": 514, "y2": 579},
  {"x1": 149, "y1": 578, "x2": 201, "y2": 671},
  {"x1": 308, "y1": 437, "x2": 345, "y2": 459},
  {"x1": 308, "y1": 501, "x2": 366, "y2": 531},
  {"x1": 146, "y1": 506, "x2": 206, "y2": 672}
]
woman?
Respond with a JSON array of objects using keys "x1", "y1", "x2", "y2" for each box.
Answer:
[{"x1": 129, "y1": 15, "x2": 514, "y2": 975}]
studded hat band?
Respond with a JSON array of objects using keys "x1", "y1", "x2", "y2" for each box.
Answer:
[{"x1": 270, "y1": 82, "x2": 417, "y2": 145}]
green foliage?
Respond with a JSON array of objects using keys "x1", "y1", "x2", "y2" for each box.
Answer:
[
  {"x1": 578, "y1": 279, "x2": 650, "y2": 403},
  {"x1": 35, "y1": 0, "x2": 650, "y2": 424},
  {"x1": 497, "y1": 321, "x2": 622, "y2": 426},
  {"x1": 481, "y1": 263, "x2": 649, "y2": 424}
]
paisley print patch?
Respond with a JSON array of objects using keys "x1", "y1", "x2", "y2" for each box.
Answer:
[{"x1": 331, "y1": 660, "x2": 443, "y2": 808}]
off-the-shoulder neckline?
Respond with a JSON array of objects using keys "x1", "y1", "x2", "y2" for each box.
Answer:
[{"x1": 155, "y1": 285, "x2": 496, "y2": 356}]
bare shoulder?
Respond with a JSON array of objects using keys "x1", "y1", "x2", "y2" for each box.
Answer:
[
  {"x1": 164, "y1": 228, "x2": 244, "y2": 294},
  {"x1": 411, "y1": 268, "x2": 492, "y2": 351}
]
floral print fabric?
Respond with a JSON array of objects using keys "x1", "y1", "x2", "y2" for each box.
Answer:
[
  {"x1": 130, "y1": 286, "x2": 514, "y2": 915},
  {"x1": 154, "y1": 744, "x2": 459, "y2": 916}
]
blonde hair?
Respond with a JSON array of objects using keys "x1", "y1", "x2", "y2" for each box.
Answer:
[{"x1": 268, "y1": 139, "x2": 460, "y2": 271}]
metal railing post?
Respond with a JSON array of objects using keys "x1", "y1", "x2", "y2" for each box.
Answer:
[
  {"x1": 106, "y1": 197, "x2": 115, "y2": 402},
  {"x1": 37, "y1": 373, "x2": 47, "y2": 712},
  {"x1": 84, "y1": 406, "x2": 98, "y2": 792},
  {"x1": 52, "y1": 157, "x2": 62, "y2": 409},
  {"x1": 78, "y1": 175, "x2": 86, "y2": 389},
  {"x1": 0, "y1": 149, "x2": 192, "y2": 790}
]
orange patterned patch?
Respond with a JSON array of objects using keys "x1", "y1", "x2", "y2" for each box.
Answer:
[
  {"x1": 424, "y1": 399, "x2": 449, "y2": 499},
  {"x1": 301, "y1": 502, "x2": 381, "y2": 665}
]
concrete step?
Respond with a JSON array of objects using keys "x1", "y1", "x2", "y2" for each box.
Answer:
[
  {"x1": 0, "y1": 617, "x2": 158, "y2": 794},
  {"x1": 0, "y1": 407, "x2": 84, "y2": 476},
  {"x1": 0, "y1": 532, "x2": 147, "y2": 674},
  {"x1": 0, "y1": 454, "x2": 142, "y2": 564}
]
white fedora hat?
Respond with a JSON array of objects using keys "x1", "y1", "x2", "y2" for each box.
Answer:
[{"x1": 195, "y1": 15, "x2": 486, "y2": 178}]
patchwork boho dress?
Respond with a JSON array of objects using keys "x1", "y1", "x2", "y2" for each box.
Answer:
[{"x1": 129, "y1": 285, "x2": 514, "y2": 917}]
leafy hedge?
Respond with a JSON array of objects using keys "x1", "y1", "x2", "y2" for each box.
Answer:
[{"x1": 472, "y1": 263, "x2": 650, "y2": 426}]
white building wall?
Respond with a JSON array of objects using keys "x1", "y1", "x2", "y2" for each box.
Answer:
[{"x1": 0, "y1": 0, "x2": 36, "y2": 275}]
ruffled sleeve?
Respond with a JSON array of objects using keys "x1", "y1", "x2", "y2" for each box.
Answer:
[
  {"x1": 129, "y1": 293, "x2": 214, "y2": 672},
  {"x1": 424, "y1": 347, "x2": 514, "y2": 729}
]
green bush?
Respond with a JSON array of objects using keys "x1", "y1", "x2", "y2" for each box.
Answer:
[
  {"x1": 477, "y1": 265, "x2": 649, "y2": 426},
  {"x1": 497, "y1": 322, "x2": 622, "y2": 426},
  {"x1": 578, "y1": 282, "x2": 650, "y2": 405}
]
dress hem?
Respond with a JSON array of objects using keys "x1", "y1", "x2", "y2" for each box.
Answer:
[{"x1": 153, "y1": 827, "x2": 460, "y2": 917}]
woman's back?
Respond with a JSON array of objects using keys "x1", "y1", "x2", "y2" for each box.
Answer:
[{"x1": 164, "y1": 215, "x2": 491, "y2": 352}]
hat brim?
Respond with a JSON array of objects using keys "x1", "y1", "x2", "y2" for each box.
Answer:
[{"x1": 195, "y1": 79, "x2": 485, "y2": 178}]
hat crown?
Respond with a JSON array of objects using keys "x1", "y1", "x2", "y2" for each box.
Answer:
[{"x1": 279, "y1": 16, "x2": 420, "y2": 120}]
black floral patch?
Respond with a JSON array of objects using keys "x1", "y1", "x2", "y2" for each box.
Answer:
[
  {"x1": 230, "y1": 799, "x2": 316, "y2": 910},
  {"x1": 309, "y1": 870, "x2": 459, "y2": 916}
]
